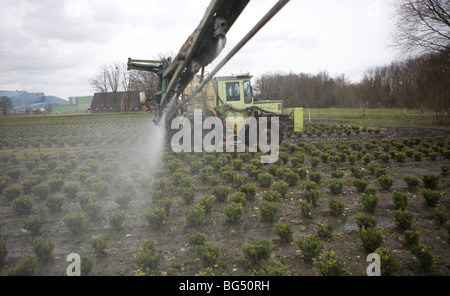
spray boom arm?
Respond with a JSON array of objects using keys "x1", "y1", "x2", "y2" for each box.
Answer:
[{"x1": 128, "y1": 0, "x2": 289, "y2": 126}]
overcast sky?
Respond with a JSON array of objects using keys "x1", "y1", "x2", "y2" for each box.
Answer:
[{"x1": 0, "y1": 0, "x2": 399, "y2": 101}]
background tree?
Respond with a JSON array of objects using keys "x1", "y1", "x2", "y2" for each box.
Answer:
[
  {"x1": 392, "y1": 0, "x2": 450, "y2": 57},
  {"x1": 0, "y1": 96, "x2": 12, "y2": 117}
]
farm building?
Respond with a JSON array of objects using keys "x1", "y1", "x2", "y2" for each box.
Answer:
[
  {"x1": 51, "y1": 96, "x2": 93, "y2": 113},
  {"x1": 0, "y1": 90, "x2": 69, "y2": 113},
  {"x1": 90, "y1": 91, "x2": 147, "y2": 113}
]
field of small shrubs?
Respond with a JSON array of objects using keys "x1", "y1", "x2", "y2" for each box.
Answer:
[{"x1": 0, "y1": 114, "x2": 449, "y2": 276}]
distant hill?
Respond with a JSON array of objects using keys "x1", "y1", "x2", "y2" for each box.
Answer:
[{"x1": 0, "y1": 91, "x2": 69, "y2": 112}]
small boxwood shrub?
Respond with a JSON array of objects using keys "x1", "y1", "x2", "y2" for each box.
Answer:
[
  {"x1": 242, "y1": 239, "x2": 273, "y2": 264},
  {"x1": 355, "y1": 213, "x2": 377, "y2": 229},
  {"x1": 411, "y1": 243, "x2": 435, "y2": 271},
  {"x1": 11, "y1": 195, "x2": 33, "y2": 215},
  {"x1": 282, "y1": 171, "x2": 299, "y2": 186},
  {"x1": 185, "y1": 204, "x2": 206, "y2": 227},
  {"x1": 374, "y1": 248, "x2": 400, "y2": 276},
  {"x1": 211, "y1": 185, "x2": 229, "y2": 202},
  {"x1": 377, "y1": 175, "x2": 393, "y2": 191},
  {"x1": 274, "y1": 220, "x2": 293, "y2": 243},
  {"x1": 295, "y1": 234, "x2": 324, "y2": 261},
  {"x1": 403, "y1": 175, "x2": 420, "y2": 189},
  {"x1": 48, "y1": 176, "x2": 65, "y2": 192},
  {"x1": 359, "y1": 227, "x2": 384, "y2": 252},
  {"x1": 314, "y1": 250, "x2": 346, "y2": 276},
  {"x1": 258, "y1": 172, "x2": 274, "y2": 188},
  {"x1": 327, "y1": 178, "x2": 343, "y2": 195},
  {"x1": 224, "y1": 202, "x2": 244, "y2": 224},
  {"x1": 422, "y1": 174, "x2": 440, "y2": 189},
  {"x1": 260, "y1": 201, "x2": 280, "y2": 223},
  {"x1": 392, "y1": 191, "x2": 409, "y2": 210},
  {"x1": 239, "y1": 183, "x2": 257, "y2": 200},
  {"x1": 262, "y1": 190, "x2": 282, "y2": 202},
  {"x1": 23, "y1": 212, "x2": 45, "y2": 235},
  {"x1": 361, "y1": 194, "x2": 379, "y2": 212},
  {"x1": 115, "y1": 193, "x2": 131, "y2": 209},
  {"x1": 329, "y1": 197, "x2": 345, "y2": 217},
  {"x1": 180, "y1": 187, "x2": 195, "y2": 204},
  {"x1": 3, "y1": 185, "x2": 21, "y2": 202},
  {"x1": 434, "y1": 207, "x2": 447, "y2": 225},
  {"x1": 63, "y1": 183, "x2": 80, "y2": 199},
  {"x1": 134, "y1": 241, "x2": 161, "y2": 276},
  {"x1": 63, "y1": 212, "x2": 85, "y2": 235},
  {"x1": 194, "y1": 241, "x2": 220, "y2": 267},
  {"x1": 108, "y1": 209, "x2": 125, "y2": 230},
  {"x1": 32, "y1": 237, "x2": 54, "y2": 261},
  {"x1": 299, "y1": 200, "x2": 313, "y2": 217},
  {"x1": 420, "y1": 188, "x2": 443, "y2": 207},
  {"x1": 394, "y1": 209, "x2": 413, "y2": 229},
  {"x1": 8, "y1": 253, "x2": 38, "y2": 276},
  {"x1": 309, "y1": 171, "x2": 322, "y2": 184},
  {"x1": 199, "y1": 195, "x2": 214, "y2": 214},
  {"x1": 404, "y1": 229, "x2": 420, "y2": 247},
  {"x1": 353, "y1": 178, "x2": 368, "y2": 194},
  {"x1": 0, "y1": 238, "x2": 8, "y2": 266},
  {"x1": 260, "y1": 254, "x2": 290, "y2": 276},
  {"x1": 145, "y1": 207, "x2": 167, "y2": 228},
  {"x1": 271, "y1": 181, "x2": 289, "y2": 198},
  {"x1": 91, "y1": 235, "x2": 108, "y2": 256},
  {"x1": 316, "y1": 222, "x2": 333, "y2": 238},
  {"x1": 188, "y1": 232, "x2": 207, "y2": 247},
  {"x1": 45, "y1": 193, "x2": 65, "y2": 213}
]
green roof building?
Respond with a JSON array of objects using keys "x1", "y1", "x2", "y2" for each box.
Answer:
[{"x1": 51, "y1": 96, "x2": 93, "y2": 113}]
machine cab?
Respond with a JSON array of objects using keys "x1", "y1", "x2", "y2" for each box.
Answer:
[{"x1": 214, "y1": 75, "x2": 253, "y2": 109}]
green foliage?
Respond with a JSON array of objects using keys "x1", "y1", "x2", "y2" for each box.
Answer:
[
  {"x1": 8, "y1": 253, "x2": 38, "y2": 276},
  {"x1": 422, "y1": 174, "x2": 440, "y2": 189},
  {"x1": 420, "y1": 188, "x2": 443, "y2": 207},
  {"x1": 394, "y1": 152, "x2": 407, "y2": 162},
  {"x1": 299, "y1": 200, "x2": 313, "y2": 217},
  {"x1": 310, "y1": 156, "x2": 321, "y2": 168},
  {"x1": 32, "y1": 237, "x2": 54, "y2": 261},
  {"x1": 434, "y1": 207, "x2": 447, "y2": 225},
  {"x1": 115, "y1": 193, "x2": 131, "y2": 209},
  {"x1": 91, "y1": 235, "x2": 108, "y2": 256},
  {"x1": 403, "y1": 175, "x2": 420, "y2": 189},
  {"x1": 212, "y1": 185, "x2": 229, "y2": 202},
  {"x1": 440, "y1": 164, "x2": 449, "y2": 175},
  {"x1": 62, "y1": 183, "x2": 80, "y2": 199},
  {"x1": 282, "y1": 170, "x2": 299, "y2": 186},
  {"x1": 145, "y1": 207, "x2": 167, "y2": 228},
  {"x1": 411, "y1": 243, "x2": 435, "y2": 270},
  {"x1": 229, "y1": 192, "x2": 246, "y2": 204},
  {"x1": 374, "y1": 248, "x2": 400, "y2": 276},
  {"x1": 392, "y1": 191, "x2": 409, "y2": 210},
  {"x1": 239, "y1": 183, "x2": 257, "y2": 200},
  {"x1": 377, "y1": 175, "x2": 393, "y2": 191},
  {"x1": 274, "y1": 220, "x2": 293, "y2": 243},
  {"x1": 316, "y1": 222, "x2": 333, "y2": 238},
  {"x1": 259, "y1": 201, "x2": 280, "y2": 223},
  {"x1": 353, "y1": 178, "x2": 369, "y2": 194},
  {"x1": 180, "y1": 187, "x2": 195, "y2": 204},
  {"x1": 329, "y1": 197, "x2": 345, "y2": 217},
  {"x1": 11, "y1": 195, "x2": 33, "y2": 215},
  {"x1": 314, "y1": 250, "x2": 346, "y2": 276},
  {"x1": 262, "y1": 190, "x2": 282, "y2": 202},
  {"x1": 63, "y1": 212, "x2": 85, "y2": 235},
  {"x1": 48, "y1": 176, "x2": 65, "y2": 192},
  {"x1": 134, "y1": 241, "x2": 161, "y2": 275},
  {"x1": 294, "y1": 234, "x2": 324, "y2": 261},
  {"x1": 194, "y1": 241, "x2": 220, "y2": 267},
  {"x1": 188, "y1": 232, "x2": 207, "y2": 247},
  {"x1": 108, "y1": 209, "x2": 125, "y2": 230},
  {"x1": 44, "y1": 193, "x2": 65, "y2": 213},
  {"x1": 22, "y1": 212, "x2": 45, "y2": 235},
  {"x1": 257, "y1": 172, "x2": 274, "y2": 188},
  {"x1": 404, "y1": 229, "x2": 420, "y2": 248},
  {"x1": 242, "y1": 239, "x2": 273, "y2": 264},
  {"x1": 394, "y1": 209, "x2": 413, "y2": 229},
  {"x1": 185, "y1": 204, "x2": 206, "y2": 227},
  {"x1": 350, "y1": 166, "x2": 364, "y2": 178},
  {"x1": 260, "y1": 254, "x2": 290, "y2": 276},
  {"x1": 271, "y1": 181, "x2": 289, "y2": 198},
  {"x1": 199, "y1": 195, "x2": 214, "y2": 214},
  {"x1": 361, "y1": 194, "x2": 379, "y2": 212},
  {"x1": 3, "y1": 185, "x2": 21, "y2": 202},
  {"x1": 327, "y1": 178, "x2": 343, "y2": 195},
  {"x1": 309, "y1": 170, "x2": 322, "y2": 184},
  {"x1": 355, "y1": 213, "x2": 377, "y2": 229},
  {"x1": 359, "y1": 227, "x2": 384, "y2": 252}
]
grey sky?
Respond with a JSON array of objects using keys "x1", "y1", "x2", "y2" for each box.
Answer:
[{"x1": 0, "y1": 0, "x2": 398, "y2": 101}]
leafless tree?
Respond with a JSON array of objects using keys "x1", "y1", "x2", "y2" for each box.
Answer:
[
  {"x1": 89, "y1": 64, "x2": 109, "y2": 107},
  {"x1": 106, "y1": 62, "x2": 121, "y2": 105},
  {"x1": 393, "y1": 0, "x2": 450, "y2": 57}
]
